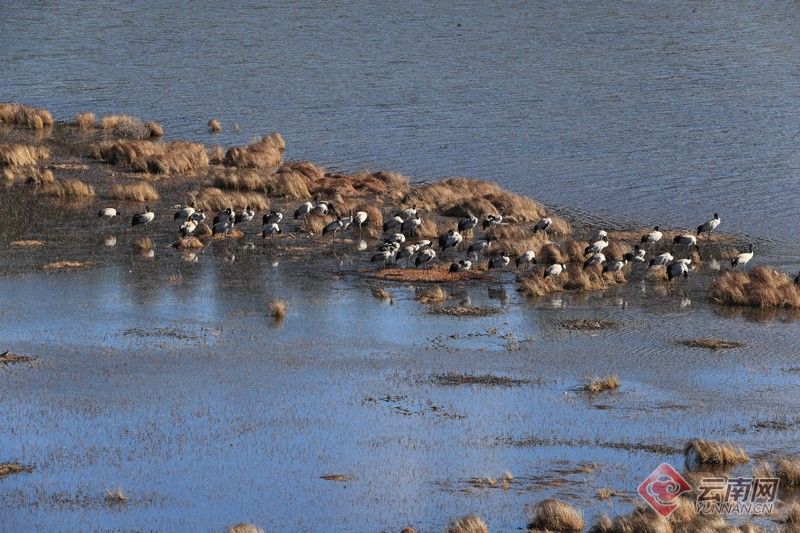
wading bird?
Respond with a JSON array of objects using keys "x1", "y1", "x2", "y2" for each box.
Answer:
[
  {"x1": 603, "y1": 259, "x2": 626, "y2": 274},
  {"x1": 641, "y1": 225, "x2": 663, "y2": 245},
  {"x1": 623, "y1": 245, "x2": 646, "y2": 262},
  {"x1": 180, "y1": 219, "x2": 197, "y2": 236},
  {"x1": 516, "y1": 250, "x2": 536, "y2": 270},
  {"x1": 667, "y1": 259, "x2": 691, "y2": 280},
  {"x1": 401, "y1": 213, "x2": 422, "y2": 236},
  {"x1": 731, "y1": 244, "x2": 754, "y2": 268},
  {"x1": 533, "y1": 217, "x2": 552, "y2": 237},
  {"x1": 584, "y1": 252, "x2": 605, "y2": 268},
  {"x1": 415, "y1": 248, "x2": 436, "y2": 268},
  {"x1": 482, "y1": 214, "x2": 503, "y2": 230},
  {"x1": 263, "y1": 211, "x2": 283, "y2": 225},
  {"x1": 467, "y1": 238, "x2": 492, "y2": 259},
  {"x1": 673, "y1": 234, "x2": 697, "y2": 247},
  {"x1": 449, "y1": 259, "x2": 472, "y2": 273},
  {"x1": 98, "y1": 207, "x2": 118, "y2": 220},
  {"x1": 174, "y1": 204, "x2": 195, "y2": 221},
  {"x1": 585, "y1": 236, "x2": 609, "y2": 255},
  {"x1": 438, "y1": 229, "x2": 462, "y2": 251},
  {"x1": 234, "y1": 206, "x2": 255, "y2": 226},
  {"x1": 262, "y1": 223, "x2": 282, "y2": 236},
  {"x1": 544, "y1": 263, "x2": 566, "y2": 278},
  {"x1": 322, "y1": 216, "x2": 344, "y2": 242},
  {"x1": 132, "y1": 206, "x2": 155, "y2": 227},
  {"x1": 489, "y1": 252, "x2": 511, "y2": 270},
  {"x1": 649, "y1": 252, "x2": 673, "y2": 268},
  {"x1": 697, "y1": 213, "x2": 720, "y2": 238},
  {"x1": 213, "y1": 208, "x2": 233, "y2": 225},
  {"x1": 458, "y1": 213, "x2": 478, "y2": 233}
]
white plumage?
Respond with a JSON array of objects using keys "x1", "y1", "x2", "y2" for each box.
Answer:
[
  {"x1": 516, "y1": 250, "x2": 536, "y2": 269},
  {"x1": 415, "y1": 248, "x2": 436, "y2": 267},
  {"x1": 641, "y1": 226, "x2": 663, "y2": 244},
  {"x1": 697, "y1": 213, "x2": 720, "y2": 237},
  {"x1": 731, "y1": 244, "x2": 754, "y2": 268},
  {"x1": 544, "y1": 263, "x2": 566, "y2": 278},
  {"x1": 649, "y1": 252, "x2": 673, "y2": 268}
]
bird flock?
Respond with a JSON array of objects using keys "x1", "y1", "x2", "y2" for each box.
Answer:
[{"x1": 96, "y1": 202, "x2": 779, "y2": 285}]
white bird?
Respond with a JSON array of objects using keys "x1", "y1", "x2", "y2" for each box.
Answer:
[
  {"x1": 383, "y1": 215, "x2": 404, "y2": 232},
  {"x1": 584, "y1": 236, "x2": 609, "y2": 255},
  {"x1": 262, "y1": 223, "x2": 282, "y2": 236},
  {"x1": 189, "y1": 210, "x2": 206, "y2": 223},
  {"x1": 667, "y1": 260, "x2": 690, "y2": 280},
  {"x1": 544, "y1": 263, "x2": 566, "y2": 278},
  {"x1": 584, "y1": 252, "x2": 606, "y2": 268},
  {"x1": 603, "y1": 259, "x2": 627, "y2": 273},
  {"x1": 395, "y1": 205, "x2": 417, "y2": 220},
  {"x1": 212, "y1": 219, "x2": 233, "y2": 235},
  {"x1": 401, "y1": 213, "x2": 422, "y2": 235},
  {"x1": 174, "y1": 204, "x2": 195, "y2": 221},
  {"x1": 338, "y1": 211, "x2": 354, "y2": 231},
  {"x1": 416, "y1": 240, "x2": 433, "y2": 250},
  {"x1": 592, "y1": 229, "x2": 608, "y2": 242},
  {"x1": 533, "y1": 217, "x2": 552, "y2": 236},
  {"x1": 482, "y1": 214, "x2": 503, "y2": 230},
  {"x1": 641, "y1": 225, "x2": 663, "y2": 245},
  {"x1": 458, "y1": 213, "x2": 478, "y2": 232},
  {"x1": 386, "y1": 233, "x2": 406, "y2": 244},
  {"x1": 213, "y1": 208, "x2": 234, "y2": 225},
  {"x1": 263, "y1": 211, "x2": 283, "y2": 225},
  {"x1": 623, "y1": 245, "x2": 646, "y2": 262},
  {"x1": 489, "y1": 252, "x2": 511, "y2": 270},
  {"x1": 376, "y1": 241, "x2": 400, "y2": 253},
  {"x1": 234, "y1": 206, "x2": 255, "y2": 225},
  {"x1": 98, "y1": 207, "x2": 118, "y2": 220},
  {"x1": 354, "y1": 211, "x2": 368, "y2": 232},
  {"x1": 516, "y1": 250, "x2": 536, "y2": 270},
  {"x1": 396, "y1": 243, "x2": 420, "y2": 266},
  {"x1": 649, "y1": 252, "x2": 674, "y2": 268},
  {"x1": 697, "y1": 213, "x2": 720, "y2": 238},
  {"x1": 132, "y1": 206, "x2": 155, "y2": 227},
  {"x1": 438, "y1": 229, "x2": 462, "y2": 250},
  {"x1": 449, "y1": 259, "x2": 472, "y2": 273},
  {"x1": 371, "y1": 248, "x2": 397, "y2": 266},
  {"x1": 312, "y1": 200, "x2": 335, "y2": 216},
  {"x1": 294, "y1": 200, "x2": 314, "y2": 219},
  {"x1": 322, "y1": 217, "x2": 345, "y2": 241},
  {"x1": 180, "y1": 219, "x2": 198, "y2": 236},
  {"x1": 467, "y1": 239, "x2": 492, "y2": 258},
  {"x1": 673, "y1": 234, "x2": 697, "y2": 247},
  {"x1": 731, "y1": 244, "x2": 754, "y2": 268},
  {"x1": 415, "y1": 248, "x2": 436, "y2": 268}
]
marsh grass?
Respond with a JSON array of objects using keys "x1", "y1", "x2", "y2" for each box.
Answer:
[
  {"x1": 73, "y1": 112, "x2": 95, "y2": 129},
  {"x1": 0, "y1": 351, "x2": 36, "y2": 364},
  {"x1": 370, "y1": 287, "x2": 392, "y2": 303},
  {"x1": 0, "y1": 103, "x2": 53, "y2": 129},
  {"x1": 40, "y1": 179, "x2": 95, "y2": 198},
  {"x1": 371, "y1": 266, "x2": 484, "y2": 283},
  {"x1": 145, "y1": 121, "x2": 164, "y2": 138},
  {"x1": 711, "y1": 266, "x2": 800, "y2": 309},
  {"x1": 429, "y1": 306, "x2": 501, "y2": 317},
  {"x1": 320, "y1": 474, "x2": 354, "y2": 482},
  {"x1": 776, "y1": 457, "x2": 800, "y2": 488},
  {"x1": 528, "y1": 498, "x2": 584, "y2": 532},
  {"x1": 590, "y1": 507, "x2": 671, "y2": 533},
  {"x1": 0, "y1": 462, "x2": 29, "y2": 478},
  {"x1": 268, "y1": 299, "x2": 287, "y2": 322},
  {"x1": 432, "y1": 373, "x2": 529, "y2": 387},
  {"x1": 104, "y1": 488, "x2": 128, "y2": 505},
  {"x1": 684, "y1": 438, "x2": 749, "y2": 468},
  {"x1": 91, "y1": 140, "x2": 209, "y2": 174},
  {"x1": 595, "y1": 488, "x2": 615, "y2": 500},
  {"x1": 682, "y1": 338, "x2": 744, "y2": 350},
  {"x1": 561, "y1": 320, "x2": 618, "y2": 331},
  {"x1": 583, "y1": 375, "x2": 620, "y2": 394},
  {"x1": 227, "y1": 524, "x2": 264, "y2": 533},
  {"x1": 416, "y1": 286, "x2": 447, "y2": 304},
  {"x1": 782, "y1": 502, "x2": 800, "y2": 524},
  {"x1": 518, "y1": 269, "x2": 625, "y2": 298},
  {"x1": 208, "y1": 119, "x2": 222, "y2": 133},
  {"x1": 172, "y1": 237, "x2": 204, "y2": 250},
  {"x1": 224, "y1": 132, "x2": 284, "y2": 168},
  {"x1": 134, "y1": 237, "x2": 154, "y2": 252},
  {"x1": 0, "y1": 144, "x2": 50, "y2": 167},
  {"x1": 467, "y1": 471, "x2": 514, "y2": 490},
  {"x1": 10, "y1": 239, "x2": 44, "y2": 247},
  {"x1": 41, "y1": 260, "x2": 93, "y2": 270},
  {"x1": 166, "y1": 273, "x2": 183, "y2": 285},
  {"x1": 194, "y1": 187, "x2": 268, "y2": 211},
  {"x1": 99, "y1": 114, "x2": 161, "y2": 139},
  {"x1": 111, "y1": 182, "x2": 160, "y2": 202},
  {"x1": 445, "y1": 514, "x2": 488, "y2": 533}
]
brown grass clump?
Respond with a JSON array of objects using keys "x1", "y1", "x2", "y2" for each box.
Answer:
[
  {"x1": 370, "y1": 287, "x2": 392, "y2": 303},
  {"x1": 400, "y1": 528, "x2": 417, "y2": 533},
  {"x1": 486, "y1": 224, "x2": 545, "y2": 255},
  {"x1": 0, "y1": 462, "x2": 29, "y2": 478},
  {"x1": 172, "y1": 237, "x2": 204, "y2": 250},
  {"x1": 104, "y1": 488, "x2": 128, "y2": 505},
  {"x1": 711, "y1": 266, "x2": 800, "y2": 309},
  {"x1": 208, "y1": 119, "x2": 222, "y2": 133},
  {"x1": 562, "y1": 240, "x2": 590, "y2": 263},
  {"x1": 603, "y1": 241, "x2": 630, "y2": 262},
  {"x1": 145, "y1": 121, "x2": 164, "y2": 138},
  {"x1": 682, "y1": 338, "x2": 744, "y2": 350},
  {"x1": 590, "y1": 507, "x2": 671, "y2": 533},
  {"x1": 111, "y1": 182, "x2": 160, "y2": 202},
  {"x1": 0, "y1": 144, "x2": 50, "y2": 167},
  {"x1": 166, "y1": 273, "x2": 183, "y2": 285},
  {"x1": 320, "y1": 474, "x2": 354, "y2": 482},
  {"x1": 0, "y1": 351, "x2": 36, "y2": 364},
  {"x1": 357, "y1": 205, "x2": 383, "y2": 237},
  {"x1": 40, "y1": 179, "x2": 95, "y2": 198},
  {"x1": 41, "y1": 260, "x2": 92, "y2": 270},
  {"x1": 595, "y1": 488, "x2": 615, "y2": 500},
  {"x1": 433, "y1": 373, "x2": 528, "y2": 386},
  {"x1": 0, "y1": 103, "x2": 54, "y2": 129},
  {"x1": 91, "y1": 140, "x2": 209, "y2": 174},
  {"x1": 583, "y1": 375, "x2": 620, "y2": 394},
  {"x1": 445, "y1": 514, "x2": 488, "y2": 533},
  {"x1": 684, "y1": 438, "x2": 749, "y2": 468},
  {"x1": 371, "y1": 266, "x2": 485, "y2": 283},
  {"x1": 193, "y1": 187, "x2": 268, "y2": 212},
  {"x1": 782, "y1": 502, "x2": 800, "y2": 524},
  {"x1": 268, "y1": 299, "x2": 287, "y2": 322},
  {"x1": 561, "y1": 320, "x2": 619, "y2": 331},
  {"x1": 538, "y1": 243, "x2": 567, "y2": 265},
  {"x1": 312, "y1": 170, "x2": 409, "y2": 202},
  {"x1": 10, "y1": 240, "x2": 44, "y2": 247},
  {"x1": 776, "y1": 457, "x2": 800, "y2": 487},
  {"x1": 417, "y1": 286, "x2": 447, "y2": 304},
  {"x1": 209, "y1": 145, "x2": 225, "y2": 164},
  {"x1": 73, "y1": 112, "x2": 95, "y2": 129},
  {"x1": 134, "y1": 237, "x2": 154, "y2": 252},
  {"x1": 518, "y1": 268, "x2": 625, "y2": 298},
  {"x1": 528, "y1": 498, "x2": 584, "y2": 532},
  {"x1": 430, "y1": 306, "x2": 501, "y2": 317},
  {"x1": 404, "y1": 177, "x2": 545, "y2": 222},
  {"x1": 216, "y1": 166, "x2": 313, "y2": 199},
  {"x1": 99, "y1": 114, "x2": 149, "y2": 138},
  {"x1": 224, "y1": 132, "x2": 284, "y2": 168},
  {"x1": 227, "y1": 524, "x2": 264, "y2": 533}
]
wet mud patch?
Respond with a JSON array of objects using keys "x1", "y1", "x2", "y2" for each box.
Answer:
[
  {"x1": 369, "y1": 267, "x2": 487, "y2": 283},
  {"x1": 431, "y1": 373, "x2": 530, "y2": 387},
  {"x1": 120, "y1": 326, "x2": 221, "y2": 342},
  {"x1": 0, "y1": 462, "x2": 30, "y2": 478},
  {"x1": 681, "y1": 338, "x2": 745, "y2": 350},
  {"x1": 362, "y1": 394, "x2": 465, "y2": 419},
  {"x1": 320, "y1": 474, "x2": 355, "y2": 482},
  {"x1": 560, "y1": 319, "x2": 619, "y2": 331},
  {"x1": 440, "y1": 461, "x2": 602, "y2": 495},
  {"x1": 498, "y1": 435, "x2": 682, "y2": 456},
  {"x1": 0, "y1": 350, "x2": 36, "y2": 365},
  {"x1": 429, "y1": 305, "x2": 503, "y2": 317}
]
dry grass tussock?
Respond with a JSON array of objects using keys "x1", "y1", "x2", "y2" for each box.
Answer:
[
  {"x1": 403, "y1": 177, "x2": 548, "y2": 223},
  {"x1": 595, "y1": 488, "x2": 615, "y2": 500},
  {"x1": 10, "y1": 240, "x2": 44, "y2": 247},
  {"x1": 684, "y1": 438, "x2": 749, "y2": 468},
  {"x1": 209, "y1": 145, "x2": 225, "y2": 164},
  {"x1": 320, "y1": 474, "x2": 354, "y2": 481},
  {"x1": 371, "y1": 266, "x2": 485, "y2": 283},
  {"x1": 416, "y1": 286, "x2": 447, "y2": 304},
  {"x1": 41, "y1": 260, "x2": 93, "y2": 270},
  {"x1": 590, "y1": 507, "x2": 672, "y2": 533},
  {"x1": 227, "y1": 524, "x2": 264, "y2": 533},
  {"x1": 528, "y1": 498, "x2": 584, "y2": 532},
  {"x1": 467, "y1": 471, "x2": 514, "y2": 490},
  {"x1": 99, "y1": 114, "x2": 161, "y2": 139},
  {"x1": 537, "y1": 240, "x2": 589, "y2": 265},
  {"x1": 682, "y1": 338, "x2": 744, "y2": 350},
  {"x1": 711, "y1": 266, "x2": 800, "y2": 309},
  {"x1": 193, "y1": 187, "x2": 268, "y2": 211},
  {"x1": 583, "y1": 375, "x2": 620, "y2": 394},
  {"x1": 134, "y1": 237, "x2": 154, "y2": 252},
  {"x1": 214, "y1": 166, "x2": 312, "y2": 199},
  {"x1": 3, "y1": 166, "x2": 54, "y2": 185},
  {"x1": 297, "y1": 213, "x2": 330, "y2": 235},
  {"x1": 172, "y1": 237, "x2": 204, "y2": 250},
  {"x1": 224, "y1": 132, "x2": 284, "y2": 168},
  {"x1": 0, "y1": 103, "x2": 54, "y2": 129},
  {"x1": 208, "y1": 119, "x2": 222, "y2": 133},
  {"x1": 357, "y1": 205, "x2": 383, "y2": 237},
  {"x1": 0, "y1": 462, "x2": 29, "y2": 478},
  {"x1": 518, "y1": 268, "x2": 625, "y2": 298},
  {"x1": 40, "y1": 179, "x2": 95, "y2": 198},
  {"x1": 111, "y1": 182, "x2": 160, "y2": 202},
  {"x1": 104, "y1": 488, "x2": 128, "y2": 505},
  {"x1": 73, "y1": 112, "x2": 95, "y2": 129},
  {"x1": 370, "y1": 286, "x2": 392, "y2": 302},
  {"x1": 0, "y1": 144, "x2": 50, "y2": 167},
  {"x1": 0, "y1": 351, "x2": 36, "y2": 364},
  {"x1": 314, "y1": 170, "x2": 409, "y2": 203},
  {"x1": 486, "y1": 224, "x2": 546, "y2": 255},
  {"x1": 445, "y1": 514, "x2": 488, "y2": 533},
  {"x1": 90, "y1": 140, "x2": 209, "y2": 174},
  {"x1": 776, "y1": 457, "x2": 800, "y2": 487},
  {"x1": 782, "y1": 502, "x2": 800, "y2": 524},
  {"x1": 268, "y1": 299, "x2": 287, "y2": 321}
]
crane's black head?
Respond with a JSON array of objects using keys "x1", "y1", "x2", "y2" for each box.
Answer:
[
  {"x1": 714, "y1": 213, "x2": 719, "y2": 219},
  {"x1": 654, "y1": 225, "x2": 659, "y2": 231}
]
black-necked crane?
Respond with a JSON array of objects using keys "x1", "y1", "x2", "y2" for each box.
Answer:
[
  {"x1": 449, "y1": 259, "x2": 472, "y2": 273},
  {"x1": 132, "y1": 206, "x2": 155, "y2": 227},
  {"x1": 212, "y1": 218, "x2": 233, "y2": 236},
  {"x1": 312, "y1": 200, "x2": 334, "y2": 216},
  {"x1": 395, "y1": 205, "x2": 417, "y2": 220},
  {"x1": 294, "y1": 200, "x2": 314, "y2": 219},
  {"x1": 234, "y1": 206, "x2": 255, "y2": 226},
  {"x1": 641, "y1": 226, "x2": 663, "y2": 245},
  {"x1": 383, "y1": 214, "x2": 404, "y2": 233},
  {"x1": 189, "y1": 210, "x2": 206, "y2": 223},
  {"x1": 354, "y1": 211, "x2": 368, "y2": 235},
  {"x1": 673, "y1": 234, "x2": 697, "y2": 247},
  {"x1": 731, "y1": 244, "x2": 754, "y2": 268},
  {"x1": 174, "y1": 204, "x2": 195, "y2": 221},
  {"x1": 396, "y1": 243, "x2": 420, "y2": 266},
  {"x1": 489, "y1": 252, "x2": 511, "y2": 270},
  {"x1": 516, "y1": 250, "x2": 536, "y2": 270},
  {"x1": 533, "y1": 217, "x2": 552, "y2": 238},
  {"x1": 213, "y1": 208, "x2": 233, "y2": 225},
  {"x1": 603, "y1": 259, "x2": 626, "y2": 273},
  {"x1": 482, "y1": 214, "x2": 503, "y2": 230},
  {"x1": 262, "y1": 223, "x2": 282, "y2": 237},
  {"x1": 584, "y1": 235, "x2": 608, "y2": 255},
  {"x1": 667, "y1": 259, "x2": 691, "y2": 280},
  {"x1": 386, "y1": 232, "x2": 406, "y2": 245},
  {"x1": 458, "y1": 213, "x2": 478, "y2": 233},
  {"x1": 649, "y1": 252, "x2": 673, "y2": 268},
  {"x1": 467, "y1": 238, "x2": 491, "y2": 259},
  {"x1": 697, "y1": 213, "x2": 720, "y2": 238},
  {"x1": 180, "y1": 219, "x2": 197, "y2": 236},
  {"x1": 263, "y1": 211, "x2": 283, "y2": 225},
  {"x1": 438, "y1": 229, "x2": 462, "y2": 251},
  {"x1": 415, "y1": 248, "x2": 436, "y2": 268},
  {"x1": 592, "y1": 229, "x2": 608, "y2": 242},
  {"x1": 584, "y1": 252, "x2": 605, "y2": 268},
  {"x1": 322, "y1": 216, "x2": 344, "y2": 242},
  {"x1": 623, "y1": 245, "x2": 646, "y2": 262},
  {"x1": 98, "y1": 207, "x2": 119, "y2": 221},
  {"x1": 544, "y1": 263, "x2": 566, "y2": 278},
  {"x1": 401, "y1": 212, "x2": 422, "y2": 236}
]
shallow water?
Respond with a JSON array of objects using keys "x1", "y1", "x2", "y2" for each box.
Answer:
[{"x1": 3, "y1": 2, "x2": 800, "y2": 244}]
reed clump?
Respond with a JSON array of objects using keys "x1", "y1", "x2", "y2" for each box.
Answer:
[
  {"x1": 99, "y1": 114, "x2": 157, "y2": 139},
  {"x1": 227, "y1": 524, "x2": 264, "y2": 533},
  {"x1": 518, "y1": 268, "x2": 624, "y2": 298},
  {"x1": 208, "y1": 119, "x2": 222, "y2": 133},
  {"x1": 104, "y1": 488, "x2": 128, "y2": 505},
  {"x1": 145, "y1": 121, "x2": 163, "y2": 138},
  {"x1": 682, "y1": 338, "x2": 744, "y2": 350},
  {"x1": 583, "y1": 375, "x2": 620, "y2": 394},
  {"x1": 711, "y1": 266, "x2": 800, "y2": 309},
  {"x1": 297, "y1": 214, "x2": 329, "y2": 235},
  {"x1": 172, "y1": 237, "x2": 204, "y2": 250},
  {"x1": 445, "y1": 514, "x2": 488, "y2": 533},
  {"x1": 776, "y1": 456, "x2": 800, "y2": 487},
  {"x1": 195, "y1": 187, "x2": 269, "y2": 212},
  {"x1": 416, "y1": 286, "x2": 447, "y2": 304},
  {"x1": 684, "y1": 438, "x2": 749, "y2": 468},
  {"x1": 0, "y1": 462, "x2": 29, "y2": 478},
  {"x1": 40, "y1": 179, "x2": 95, "y2": 198},
  {"x1": 134, "y1": 237, "x2": 154, "y2": 252},
  {"x1": 41, "y1": 260, "x2": 93, "y2": 270},
  {"x1": 0, "y1": 144, "x2": 50, "y2": 167},
  {"x1": 10, "y1": 240, "x2": 44, "y2": 247},
  {"x1": 224, "y1": 132, "x2": 284, "y2": 168},
  {"x1": 314, "y1": 170, "x2": 409, "y2": 202},
  {"x1": 486, "y1": 224, "x2": 545, "y2": 255},
  {"x1": 0, "y1": 103, "x2": 54, "y2": 129},
  {"x1": 73, "y1": 112, "x2": 95, "y2": 129},
  {"x1": 90, "y1": 140, "x2": 209, "y2": 174},
  {"x1": 215, "y1": 166, "x2": 313, "y2": 199},
  {"x1": 111, "y1": 182, "x2": 160, "y2": 202},
  {"x1": 528, "y1": 498, "x2": 584, "y2": 532},
  {"x1": 268, "y1": 299, "x2": 287, "y2": 322},
  {"x1": 372, "y1": 266, "x2": 484, "y2": 283},
  {"x1": 590, "y1": 507, "x2": 672, "y2": 533}
]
